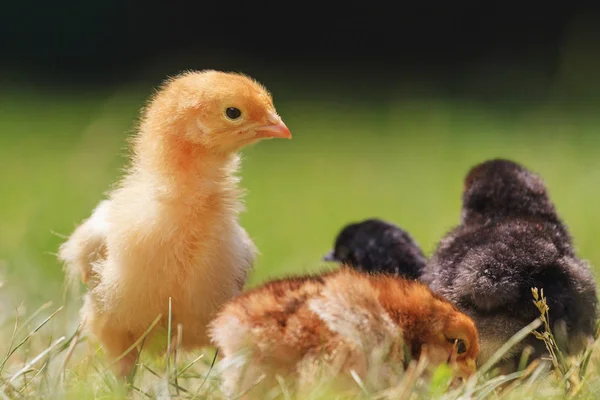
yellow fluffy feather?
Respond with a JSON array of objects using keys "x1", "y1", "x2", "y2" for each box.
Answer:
[{"x1": 58, "y1": 70, "x2": 292, "y2": 377}]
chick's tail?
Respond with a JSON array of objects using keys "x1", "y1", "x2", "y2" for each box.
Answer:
[
  {"x1": 58, "y1": 200, "x2": 110, "y2": 289},
  {"x1": 451, "y1": 252, "x2": 523, "y2": 313}
]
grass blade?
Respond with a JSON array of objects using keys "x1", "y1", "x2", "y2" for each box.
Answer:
[
  {"x1": 0, "y1": 306, "x2": 63, "y2": 373},
  {"x1": 496, "y1": 359, "x2": 542, "y2": 397},
  {"x1": 350, "y1": 370, "x2": 370, "y2": 398},
  {"x1": 275, "y1": 375, "x2": 291, "y2": 400},
  {"x1": 166, "y1": 297, "x2": 172, "y2": 395},
  {"x1": 126, "y1": 335, "x2": 147, "y2": 386},
  {"x1": 142, "y1": 364, "x2": 189, "y2": 393},
  {"x1": 14, "y1": 302, "x2": 53, "y2": 338},
  {"x1": 60, "y1": 318, "x2": 85, "y2": 383},
  {"x1": 194, "y1": 349, "x2": 218, "y2": 396},
  {"x1": 231, "y1": 374, "x2": 266, "y2": 400},
  {"x1": 128, "y1": 383, "x2": 152, "y2": 398},
  {"x1": 476, "y1": 318, "x2": 542, "y2": 377},
  {"x1": 474, "y1": 370, "x2": 527, "y2": 399},
  {"x1": 107, "y1": 313, "x2": 162, "y2": 371},
  {"x1": 8, "y1": 336, "x2": 66, "y2": 385},
  {"x1": 1, "y1": 309, "x2": 20, "y2": 374},
  {"x1": 18, "y1": 362, "x2": 48, "y2": 394},
  {"x1": 177, "y1": 354, "x2": 203, "y2": 378},
  {"x1": 173, "y1": 323, "x2": 182, "y2": 395}
]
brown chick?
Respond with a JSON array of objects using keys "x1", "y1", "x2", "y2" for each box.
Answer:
[
  {"x1": 57, "y1": 70, "x2": 292, "y2": 378},
  {"x1": 209, "y1": 268, "x2": 479, "y2": 398}
]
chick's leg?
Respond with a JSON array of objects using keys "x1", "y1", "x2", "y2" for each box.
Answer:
[
  {"x1": 81, "y1": 295, "x2": 139, "y2": 378},
  {"x1": 218, "y1": 355, "x2": 277, "y2": 400},
  {"x1": 102, "y1": 329, "x2": 139, "y2": 379},
  {"x1": 217, "y1": 354, "x2": 245, "y2": 398}
]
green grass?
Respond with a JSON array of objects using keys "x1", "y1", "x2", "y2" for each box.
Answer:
[{"x1": 1, "y1": 84, "x2": 600, "y2": 398}]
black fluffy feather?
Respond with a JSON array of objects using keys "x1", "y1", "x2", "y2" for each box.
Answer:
[
  {"x1": 423, "y1": 159, "x2": 598, "y2": 366},
  {"x1": 323, "y1": 218, "x2": 427, "y2": 279}
]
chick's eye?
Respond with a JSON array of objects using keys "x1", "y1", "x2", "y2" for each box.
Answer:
[
  {"x1": 448, "y1": 338, "x2": 468, "y2": 354},
  {"x1": 225, "y1": 107, "x2": 242, "y2": 120}
]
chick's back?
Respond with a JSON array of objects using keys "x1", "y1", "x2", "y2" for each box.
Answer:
[
  {"x1": 211, "y1": 270, "x2": 403, "y2": 368},
  {"x1": 210, "y1": 268, "x2": 479, "y2": 397},
  {"x1": 212, "y1": 275, "x2": 327, "y2": 360},
  {"x1": 424, "y1": 159, "x2": 598, "y2": 365}
]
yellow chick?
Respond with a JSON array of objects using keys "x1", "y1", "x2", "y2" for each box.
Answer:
[{"x1": 58, "y1": 70, "x2": 292, "y2": 377}]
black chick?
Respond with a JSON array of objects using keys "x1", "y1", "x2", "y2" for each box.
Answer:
[
  {"x1": 422, "y1": 159, "x2": 598, "y2": 368},
  {"x1": 323, "y1": 218, "x2": 427, "y2": 279}
]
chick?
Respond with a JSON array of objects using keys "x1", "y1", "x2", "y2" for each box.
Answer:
[
  {"x1": 57, "y1": 70, "x2": 292, "y2": 377},
  {"x1": 323, "y1": 218, "x2": 427, "y2": 279},
  {"x1": 422, "y1": 159, "x2": 598, "y2": 367},
  {"x1": 210, "y1": 268, "x2": 479, "y2": 397}
]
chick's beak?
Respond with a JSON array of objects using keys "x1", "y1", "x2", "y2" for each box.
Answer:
[
  {"x1": 255, "y1": 118, "x2": 292, "y2": 139},
  {"x1": 323, "y1": 250, "x2": 337, "y2": 262},
  {"x1": 461, "y1": 358, "x2": 477, "y2": 377}
]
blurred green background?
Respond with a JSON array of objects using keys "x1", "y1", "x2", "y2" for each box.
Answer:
[{"x1": 1, "y1": 3, "x2": 600, "y2": 319}]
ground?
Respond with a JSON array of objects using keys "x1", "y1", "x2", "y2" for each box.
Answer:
[{"x1": 0, "y1": 83, "x2": 599, "y2": 399}]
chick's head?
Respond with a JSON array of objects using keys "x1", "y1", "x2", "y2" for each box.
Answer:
[
  {"x1": 323, "y1": 219, "x2": 426, "y2": 279},
  {"x1": 424, "y1": 299, "x2": 480, "y2": 380},
  {"x1": 461, "y1": 158, "x2": 557, "y2": 225},
  {"x1": 145, "y1": 70, "x2": 291, "y2": 153}
]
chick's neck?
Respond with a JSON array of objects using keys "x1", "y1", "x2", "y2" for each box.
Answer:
[{"x1": 132, "y1": 129, "x2": 242, "y2": 206}]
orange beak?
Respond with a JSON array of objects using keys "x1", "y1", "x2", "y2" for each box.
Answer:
[
  {"x1": 456, "y1": 358, "x2": 477, "y2": 378},
  {"x1": 255, "y1": 120, "x2": 292, "y2": 139}
]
